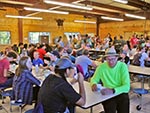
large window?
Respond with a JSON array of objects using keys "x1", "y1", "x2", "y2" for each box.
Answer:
[
  {"x1": 64, "y1": 32, "x2": 80, "y2": 41},
  {"x1": 0, "y1": 31, "x2": 11, "y2": 44},
  {"x1": 29, "y1": 32, "x2": 50, "y2": 44}
]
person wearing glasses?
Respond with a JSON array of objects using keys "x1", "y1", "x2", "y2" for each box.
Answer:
[{"x1": 90, "y1": 47, "x2": 130, "y2": 113}]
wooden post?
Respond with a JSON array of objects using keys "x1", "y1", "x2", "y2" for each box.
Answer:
[
  {"x1": 96, "y1": 17, "x2": 100, "y2": 36},
  {"x1": 18, "y1": 18, "x2": 23, "y2": 43}
]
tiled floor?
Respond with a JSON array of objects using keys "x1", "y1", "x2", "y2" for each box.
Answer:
[{"x1": 0, "y1": 82, "x2": 150, "y2": 113}]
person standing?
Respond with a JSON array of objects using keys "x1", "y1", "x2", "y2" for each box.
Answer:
[{"x1": 90, "y1": 47, "x2": 130, "y2": 113}]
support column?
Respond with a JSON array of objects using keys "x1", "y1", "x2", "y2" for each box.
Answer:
[
  {"x1": 96, "y1": 17, "x2": 100, "y2": 36},
  {"x1": 18, "y1": 18, "x2": 23, "y2": 43}
]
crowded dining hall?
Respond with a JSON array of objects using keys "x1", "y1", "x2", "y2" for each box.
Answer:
[{"x1": 1, "y1": 0, "x2": 150, "y2": 113}]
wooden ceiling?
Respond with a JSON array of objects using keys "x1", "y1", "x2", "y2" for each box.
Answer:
[{"x1": 1, "y1": 0, "x2": 150, "y2": 22}]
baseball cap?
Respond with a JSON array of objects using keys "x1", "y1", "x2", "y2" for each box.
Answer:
[{"x1": 56, "y1": 58, "x2": 75, "y2": 69}]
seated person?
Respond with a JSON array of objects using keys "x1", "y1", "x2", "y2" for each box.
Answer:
[
  {"x1": 66, "y1": 48, "x2": 76, "y2": 63},
  {"x1": 12, "y1": 56, "x2": 41, "y2": 105},
  {"x1": 32, "y1": 51, "x2": 44, "y2": 67},
  {"x1": 118, "y1": 51, "x2": 130, "y2": 64},
  {"x1": 49, "y1": 50, "x2": 60, "y2": 72},
  {"x1": 42, "y1": 57, "x2": 52, "y2": 78},
  {"x1": 75, "y1": 49, "x2": 97, "y2": 79},
  {"x1": 0, "y1": 51, "x2": 17, "y2": 88},
  {"x1": 37, "y1": 58, "x2": 86, "y2": 113}
]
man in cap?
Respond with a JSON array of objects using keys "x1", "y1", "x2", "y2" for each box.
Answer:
[{"x1": 90, "y1": 47, "x2": 130, "y2": 113}]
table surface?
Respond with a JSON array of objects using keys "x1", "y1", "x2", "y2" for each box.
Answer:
[
  {"x1": 72, "y1": 81, "x2": 118, "y2": 109},
  {"x1": 128, "y1": 65, "x2": 150, "y2": 76}
]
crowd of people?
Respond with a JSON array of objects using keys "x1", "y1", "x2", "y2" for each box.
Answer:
[{"x1": 0, "y1": 32, "x2": 150, "y2": 113}]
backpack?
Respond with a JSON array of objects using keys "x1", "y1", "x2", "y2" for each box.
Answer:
[{"x1": 132, "y1": 53, "x2": 142, "y2": 66}]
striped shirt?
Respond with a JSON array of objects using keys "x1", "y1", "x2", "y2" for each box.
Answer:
[{"x1": 12, "y1": 70, "x2": 40, "y2": 104}]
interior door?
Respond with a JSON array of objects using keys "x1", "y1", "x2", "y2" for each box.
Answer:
[{"x1": 40, "y1": 35, "x2": 49, "y2": 44}]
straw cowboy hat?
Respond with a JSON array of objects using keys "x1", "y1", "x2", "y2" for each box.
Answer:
[{"x1": 104, "y1": 47, "x2": 119, "y2": 57}]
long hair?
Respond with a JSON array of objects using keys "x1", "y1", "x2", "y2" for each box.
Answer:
[
  {"x1": 54, "y1": 66, "x2": 67, "y2": 81},
  {"x1": 16, "y1": 56, "x2": 29, "y2": 76}
]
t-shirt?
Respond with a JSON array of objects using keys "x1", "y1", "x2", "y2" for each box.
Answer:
[
  {"x1": 32, "y1": 58, "x2": 44, "y2": 66},
  {"x1": 75, "y1": 55, "x2": 92, "y2": 75},
  {"x1": 90, "y1": 61, "x2": 130, "y2": 94},
  {"x1": 0, "y1": 58, "x2": 9, "y2": 84},
  {"x1": 38, "y1": 74, "x2": 81, "y2": 113}
]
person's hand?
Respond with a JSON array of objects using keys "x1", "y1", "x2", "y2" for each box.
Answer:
[
  {"x1": 91, "y1": 84, "x2": 97, "y2": 92},
  {"x1": 101, "y1": 88, "x2": 114, "y2": 95}
]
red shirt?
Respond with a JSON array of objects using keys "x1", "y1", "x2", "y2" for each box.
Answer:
[
  {"x1": 130, "y1": 37, "x2": 138, "y2": 48},
  {"x1": 0, "y1": 58, "x2": 10, "y2": 84}
]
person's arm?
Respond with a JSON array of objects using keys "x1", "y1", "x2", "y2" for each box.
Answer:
[
  {"x1": 75, "y1": 72, "x2": 86, "y2": 106},
  {"x1": 3, "y1": 69, "x2": 8, "y2": 77},
  {"x1": 90, "y1": 66, "x2": 101, "y2": 91},
  {"x1": 26, "y1": 71, "x2": 41, "y2": 86}
]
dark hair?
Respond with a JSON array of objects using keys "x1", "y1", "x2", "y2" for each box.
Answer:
[
  {"x1": 7, "y1": 52, "x2": 17, "y2": 59},
  {"x1": 82, "y1": 49, "x2": 89, "y2": 55},
  {"x1": 54, "y1": 66, "x2": 67, "y2": 81},
  {"x1": 18, "y1": 42, "x2": 23, "y2": 47},
  {"x1": 16, "y1": 56, "x2": 29, "y2": 76}
]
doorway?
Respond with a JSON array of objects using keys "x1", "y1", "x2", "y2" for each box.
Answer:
[{"x1": 40, "y1": 35, "x2": 49, "y2": 44}]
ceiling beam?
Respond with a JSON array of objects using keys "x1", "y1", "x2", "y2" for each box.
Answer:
[{"x1": 81, "y1": 0, "x2": 132, "y2": 13}]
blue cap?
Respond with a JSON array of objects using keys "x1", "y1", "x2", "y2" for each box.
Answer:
[{"x1": 56, "y1": 58, "x2": 75, "y2": 69}]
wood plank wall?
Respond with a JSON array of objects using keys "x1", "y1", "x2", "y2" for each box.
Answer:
[
  {"x1": 0, "y1": 8, "x2": 96, "y2": 50},
  {"x1": 100, "y1": 20, "x2": 150, "y2": 40},
  {"x1": 0, "y1": 8, "x2": 150, "y2": 51}
]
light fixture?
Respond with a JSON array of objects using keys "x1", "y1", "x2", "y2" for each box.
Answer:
[
  {"x1": 44, "y1": 0, "x2": 93, "y2": 10},
  {"x1": 0, "y1": 0, "x2": 33, "y2": 6},
  {"x1": 74, "y1": 20, "x2": 96, "y2": 24},
  {"x1": 113, "y1": 0, "x2": 128, "y2": 4},
  {"x1": 101, "y1": 16, "x2": 124, "y2": 21},
  {"x1": 24, "y1": 7, "x2": 69, "y2": 15},
  {"x1": 125, "y1": 14, "x2": 146, "y2": 19},
  {"x1": 5, "y1": 15, "x2": 43, "y2": 20}
]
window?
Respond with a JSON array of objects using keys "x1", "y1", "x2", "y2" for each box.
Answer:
[
  {"x1": 29, "y1": 32, "x2": 50, "y2": 44},
  {"x1": 64, "y1": 32, "x2": 80, "y2": 41},
  {"x1": 0, "y1": 31, "x2": 11, "y2": 44}
]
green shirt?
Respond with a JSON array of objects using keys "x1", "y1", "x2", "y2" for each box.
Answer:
[{"x1": 90, "y1": 61, "x2": 130, "y2": 94}]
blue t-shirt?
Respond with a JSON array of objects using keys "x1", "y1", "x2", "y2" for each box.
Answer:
[
  {"x1": 32, "y1": 58, "x2": 44, "y2": 66},
  {"x1": 75, "y1": 55, "x2": 92, "y2": 75}
]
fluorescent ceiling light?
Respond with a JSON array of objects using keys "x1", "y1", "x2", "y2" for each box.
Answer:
[
  {"x1": 113, "y1": 0, "x2": 128, "y2": 4},
  {"x1": 101, "y1": 16, "x2": 124, "y2": 21},
  {"x1": 125, "y1": 14, "x2": 146, "y2": 19},
  {"x1": 44, "y1": 0, "x2": 93, "y2": 10},
  {"x1": 24, "y1": 7, "x2": 69, "y2": 15},
  {"x1": 74, "y1": 20, "x2": 96, "y2": 24},
  {"x1": 6, "y1": 15, "x2": 43, "y2": 20},
  {"x1": 0, "y1": 0, "x2": 33, "y2": 6}
]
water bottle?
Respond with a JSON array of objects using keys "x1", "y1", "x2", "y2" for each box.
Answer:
[{"x1": 35, "y1": 64, "x2": 39, "y2": 73}]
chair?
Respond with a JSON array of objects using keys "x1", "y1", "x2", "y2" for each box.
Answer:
[
  {"x1": 24, "y1": 109, "x2": 34, "y2": 113},
  {"x1": 10, "y1": 100, "x2": 25, "y2": 113},
  {"x1": 132, "y1": 75, "x2": 149, "y2": 111},
  {"x1": 0, "y1": 87, "x2": 12, "y2": 104}
]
